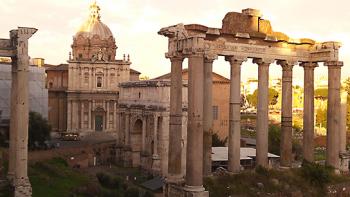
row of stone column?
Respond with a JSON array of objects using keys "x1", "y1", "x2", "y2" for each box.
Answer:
[{"x1": 167, "y1": 53, "x2": 344, "y2": 191}]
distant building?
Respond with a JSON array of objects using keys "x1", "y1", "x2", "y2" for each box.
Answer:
[
  {"x1": 0, "y1": 61, "x2": 48, "y2": 122},
  {"x1": 46, "y1": 2, "x2": 140, "y2": 135}
]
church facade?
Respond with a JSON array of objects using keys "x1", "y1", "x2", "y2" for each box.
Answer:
[{"x1": 47, "y1": 2, "x2": 140, "y2": 135}]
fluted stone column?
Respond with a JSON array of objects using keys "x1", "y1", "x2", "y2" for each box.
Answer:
[
  {"x1": 168, "y1": 56, "x2": 184, "y2": 183},
  {"x1": 185, "y1": 54, "x2": 205, "y2": 191},
  {"x1": 8, "y1": 57, "x2": 18, "y2": 183},
  {"x1": 13, "y1": 27, "x2": 37, "y2": 196},
  {"x1": 278, "y1": 60, "x2": 294, "y2": 168},
  {"x1": 253, "y1": 58, "x2": 272, "y2": 168},
  {"x1": 325, "y1": 61, "x2": 343, "y2": 170},
  {"x1": 301, "y1": 62, "x2": 318, "y2": 162},
  {"x1": 226, "y1": 56, "x2": 246, "y2": 173},
  {"x1": 203, "y1": 55, "x2": 216, "y2": 176}
]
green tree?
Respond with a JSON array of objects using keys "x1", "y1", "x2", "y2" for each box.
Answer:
[
  {"x1": 28, "y1": 111, "x2": 51, "y2": 149},
  {"x1": 315, "y1": 88, "x2": 328, "y2": 100},
  {"x1": 316, "y1": 107, "x2": 327, "y2": 128},
  {"x1": 246, "y1": 88, "x2": 279, "y2": 108},
  {"x1": 268, "y1": 124, "x2": 281, "y2": 155},
  {"x1": 212, "y1": 133, "x2": 227, "y2": 147}
]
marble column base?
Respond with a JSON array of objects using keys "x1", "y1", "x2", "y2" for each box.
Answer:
[{"x1": 14, "y1": 178, "x2": 32, "y2": 197}]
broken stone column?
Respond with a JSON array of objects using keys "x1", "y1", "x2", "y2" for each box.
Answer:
[
  {"x1": 278, "y1": 60, "x2": 294, "y2": 168},
  {"x1": 253, "y1": 58, "x2": 273, "y2": 168},
  {"x1": 226, "y1": 56, "x2": 246, "y2": 173},
  {"x1": 301, "y1": 62, "x2": 318, "y2": 162},
  {"x1": 203, "y1": 54, "x2": 216, "y2": 177},
  {"x1": 325, "y1": 61, "x2": 343, "y2": 170}
]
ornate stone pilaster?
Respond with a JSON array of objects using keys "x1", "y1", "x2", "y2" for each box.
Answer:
[
  {"x1": 277, "y1": 60, "x2": 295, "y2": 168},
  {"x1": 226, "y1": 56, "x2": 247, "y2": 173},
  {"x1": 168, "y1": 55, "x2": 185, "y2": 183},
  {"x1": 325, "y1": 61, "x2": 343, "y2": 170},
  {"x1": 253, "y1": 58, "x2": 274, "y2": 168},
  {"x1": 300, "y1": 62, "x2": 318, "y2": 162},
  {"x1": 203, "y1": 54, "x2": 217, "y2": 177},
  {"x1": 88, "y1": 101, "x2": 92, "y2": 130}
]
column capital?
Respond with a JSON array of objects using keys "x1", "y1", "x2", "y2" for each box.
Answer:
[
  {"x1": 252, "y1": 58, "x2": 274, "y2": 65},
  {"x1": 325, "y1": 61, "x2": 343, "y2": 67},
  {"x1": 204, "y1": 53, "x2": 218, "y2": 63},
  {"x1": 167, "y1": 55, "x2": 185, "y2": 62},
  {"x1": 277, "y1": 60, "x2": 296, "y2": 71},
  {"x1": 225, "y1": 56, "x2": 247, "y2": 64},
  {"x1": 300, "y1": 62, "x2": 318, "y2": 69}
]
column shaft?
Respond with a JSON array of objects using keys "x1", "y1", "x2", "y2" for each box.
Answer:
[
  {"x1": 168, "y1": 56, "x2": 184, "y2": 181},
  {"x1": 279, "y1": 61, "x2": 293, "y2": 168},
  {"x1": 80, "y1": 101, "x2": 84, "y2": 129},
  {"x1": 106, "y1": 101, "x2": 110, "y2": 130},
  {"x1": 88, "y1": 101, "x2": 92, "y2": 130},
  {"x1": 8, "y1": 59, "x2": 18, "y2": 182},
  {"x1": 227, "y1": 57, "x2": 245, "y2": 173},
  {"x1": 302, "y1": 63, "x2": 317, "y2": 162},
  {"x1": 153, "y1": 114, "x2": 159, "y2": 157},
  {"x1": 255, "y1": 59, "x2": 270, "y2": 168},
  {"x1": 326, "y1": 61, "x2": 343, "y2": 169},
  {"x1": 186, "y1": 55, "x2": 205, "y2": 187},
  {"x1": 203, "y1": 58, "x2": 214, "y2": 176},
  {"x1": 142, "y1": 116, "x2": 147, "y2": 153},
  {"x1": 125, "y1": 113, "x2": 130, "y2": 146},
  {"x1": 15, "y1": 38, "x2": 31, "y2": 190}
]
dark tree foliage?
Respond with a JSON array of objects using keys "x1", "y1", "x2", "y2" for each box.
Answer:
[
  {"x1": 268, "y1": 125, "x2": 281, "y2": 155},
  {"x1": 28, "y1": 111, "x2": 51, "y2": 149},
  {"x1": 212, "y1": 133, "x2": 227, "y2": 147}
]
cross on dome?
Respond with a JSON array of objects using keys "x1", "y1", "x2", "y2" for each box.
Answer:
[{"x1": 89, "y1": 1, "x2": 101, "y2": 21}]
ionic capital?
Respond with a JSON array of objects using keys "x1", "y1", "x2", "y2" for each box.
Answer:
[
  {"x1": 225, "y1": 56, "x2": 247, "y2": 65},
  {"x1": 204, "y1": 53, "x2": 218, "y2": 63},
  {"x1": 300, "y1": 62, "x2": 318, "y2": 70},
  {"x1": 252, "y1": 58, "x2": 275, "y2": 66},
  {"x1": 167, "y1": 55, "x2": 185, "y2": 63},
  {"x1": 325, "y1": 61, "x2": 343, "y2": 68},
  {"x1": 277, "y1": 60, "x2": 296, "y2": 71}
]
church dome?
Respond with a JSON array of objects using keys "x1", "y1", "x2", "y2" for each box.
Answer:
[
  {"x1": 75, "y1": 2, "x2": 114, "y2": 40},
  {"x1": 71, "y1": 1, "x2": 117, "y2": 62}
]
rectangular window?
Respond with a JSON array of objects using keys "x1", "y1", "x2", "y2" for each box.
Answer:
[{"x1": 213, "y1": 106, "x2": 218, "y2": 120}]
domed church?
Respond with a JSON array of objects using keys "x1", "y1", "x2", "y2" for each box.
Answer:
[{"x1": 46, "y1": 2, "x2": 140, "y2": 135}]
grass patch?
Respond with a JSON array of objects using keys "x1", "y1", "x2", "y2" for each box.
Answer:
[
  {"x1": 29, "y1": 157, "x2": 89, "y2": 197},
  {"x1": 205, "y1": 164, "x2": 350, "y2": 197}
]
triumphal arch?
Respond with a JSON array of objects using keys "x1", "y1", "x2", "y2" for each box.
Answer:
[
  {"x1": 159, "y1": 8, "x2": 343, "y2": 196},
  {"x1": 0, "y1": 27, "x2": 37, "y2": 196}
]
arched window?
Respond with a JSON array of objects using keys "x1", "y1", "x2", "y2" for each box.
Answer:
[
  {"x1": 97, "y1": 76, "x2": 102, "y2": 88},
  {"x1": 49, "y1": 82, "x2": 53, "y2": 88}
]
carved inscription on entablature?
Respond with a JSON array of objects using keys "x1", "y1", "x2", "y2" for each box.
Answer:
[{"x1": 0, "y1": 39, "x2": 12, "y2": 50}]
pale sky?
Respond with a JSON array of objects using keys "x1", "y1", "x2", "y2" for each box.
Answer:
[{"x1": 1, "y1": 0, "x2": 349, "y2": 83}]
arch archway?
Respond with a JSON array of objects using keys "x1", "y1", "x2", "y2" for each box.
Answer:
[{"x1": 131, "y1": 119, "x2": 142, "y2": 167}]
